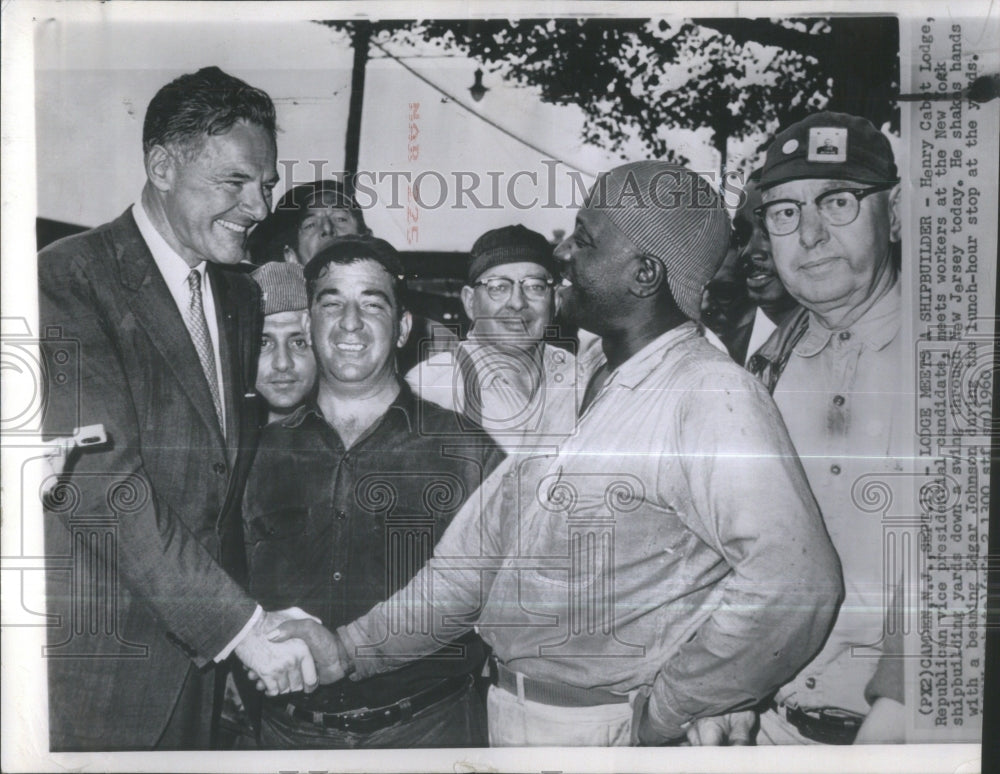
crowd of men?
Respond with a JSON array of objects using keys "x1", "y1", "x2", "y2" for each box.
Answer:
[{"x1": 39, "y1": 66, "x2": 907, "y2": 751}]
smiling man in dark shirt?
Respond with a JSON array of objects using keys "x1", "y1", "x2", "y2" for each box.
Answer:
[{"x1": 242, "y1": 236, "x2": 503, "y2": 748}]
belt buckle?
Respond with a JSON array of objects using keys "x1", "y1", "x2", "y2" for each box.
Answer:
[{"x1": 784, "y1": 704, "x2": 863, "y2": 745}]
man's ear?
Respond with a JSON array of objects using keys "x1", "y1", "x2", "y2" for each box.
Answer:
[
  {"x1": 396, "y1": 310, "x2": 413, "y2": 349},
  {"x1": 460, "y1": 285, "x2": 476, "y2": 324},
  {"x1": 145, "y1": 145, "x2": 175, "y2": 193},
  {"x1": 303, "y1": 308, "x2": 313, "y2": 346},
  {"x1": 631, "y1": 254, "x2": 665, "y2": 298},
  {"x1": 888, "y1": 183, "x2": 902, "y2": 243},
  {"x1": 284, "y1": 245, "x2": 302, "y2": 265}
]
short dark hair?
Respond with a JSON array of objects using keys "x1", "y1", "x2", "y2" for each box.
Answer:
[
  {"x1": 142, "y1": 66, "x2": 276, "y2": 157},
  {"x1": 304, "y1": 236, "x2": 407, "y2": 316}
]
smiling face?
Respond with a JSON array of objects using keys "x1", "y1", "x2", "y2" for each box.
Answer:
[
  {"x1": 734, "y1": 182, "x2": 787, "y2": 308},
  {"x1": 553, "y1": 206, "x2": 640, "y2": 335},
  {"x1": 461, "y1": 261, "x2": 556, "y2": 342},
  {"x1": 307, "y1": 259, "x2": 411, "y2": 394},
  {"x1": 256, "y1": 310, "x2": 316, "y2": 412},
  {"x1": 763, "y1": 178, "x2": 898, "y2": 317},
  {"x1": 154, "y1": 120, "x2": 277, "y2": 266}
]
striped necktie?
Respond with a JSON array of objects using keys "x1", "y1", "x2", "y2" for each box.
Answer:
[{"x1": 186, "y1": 269, "x2": 224, "y2": 430}]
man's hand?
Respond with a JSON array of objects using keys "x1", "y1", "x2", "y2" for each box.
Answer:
[
  {"x1": 853, "y1": 698, "x2": 903, "y2": 744},
  {"x1": 266, "y1": 619, "x2": 350, "y2": 686},
  {"x1": 632, "y1": 691, "x2": 687, "y2": 746},
  {"x1": 234, "y1": 610, "x2": 318, "y2": 697},
  {"x1": 685, "y1": 710, "x2": 756, "y2": 745}
]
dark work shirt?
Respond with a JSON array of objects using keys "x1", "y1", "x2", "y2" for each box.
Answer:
[{"x1": 244, "y1": 381, "x2": 504, "y2": 712}]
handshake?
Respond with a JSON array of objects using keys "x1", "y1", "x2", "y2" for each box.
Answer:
[{"x1": 233, "y1": 609, "x2": 351, "y2": 697}]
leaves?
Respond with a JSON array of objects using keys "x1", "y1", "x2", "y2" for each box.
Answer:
[{"x1": 317, "y1": 17, "x2": 895, "y2": 174}]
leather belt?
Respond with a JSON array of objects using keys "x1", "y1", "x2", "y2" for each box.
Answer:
[
  {"x1": 281, "y1": 675, "x2": 470, "y2": 734},
  {"x1": 773, "y1": 701, "x2": 864, "y2": 745},
  {"x1": 491, "y1": 658, "x2": 629, "y2": 707}
]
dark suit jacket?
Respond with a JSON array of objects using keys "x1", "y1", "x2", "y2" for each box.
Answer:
[{"x1": 38, "y1": 208, "x2": 263, "y2": 750}]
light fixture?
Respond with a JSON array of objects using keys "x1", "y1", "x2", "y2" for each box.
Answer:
[
  {"x1": 896, "y1": 73, "x2": 998, "y2": 103},
  {"x1": 469, "y1": 68, "x2": 488, "y2": 102}
]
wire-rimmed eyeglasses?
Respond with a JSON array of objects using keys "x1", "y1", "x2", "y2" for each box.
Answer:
[
  {"x1": 472, "y1": 277, "x2": 555, "y2": 302},
  {"x1": 754, "y1": 181, "x2": 897, "y2": 237}
]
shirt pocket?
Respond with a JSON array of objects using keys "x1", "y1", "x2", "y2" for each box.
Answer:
[
  {"x1": 246, "y1": 507, "x2": 316, "y2": 608},
  {"x1": 246, "y1": 506, "x2": 309, "y2": 543}
]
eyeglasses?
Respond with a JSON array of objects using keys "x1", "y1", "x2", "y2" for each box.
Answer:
[
  {"x1": 754, "y1": 182, "x2": 896, "y2": 237},
  {"x1": 472, "y1": 277, "x2": 554, "y2": 302}
]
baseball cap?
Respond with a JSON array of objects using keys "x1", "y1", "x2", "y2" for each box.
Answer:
[{"x1": 759, "y1": 111, "x2": 899, "y2": 189}]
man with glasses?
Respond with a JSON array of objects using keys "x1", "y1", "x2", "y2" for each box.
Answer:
[
  {"x1": 695, "y1": 111, "x2": 908, "y2": 745},
  {"x1": 407, "y1": 225, "x2": 577, "y2": 450},
  {"x1": 269, "y1": 164, "x2": 842, "y2": 747}
]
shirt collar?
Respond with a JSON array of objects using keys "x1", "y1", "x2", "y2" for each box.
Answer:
[
  {"x1": 132, "y1": 199, "x2": 206, "y2": 291},
  {"x1": 280, "y1": 378, "x2": 417, "y2": 434},
  {"x1": 794, "y1": 280, "x2": 901, "y2": 357},
  {"x1": 581, "y1": 321, "x2": 702, "y2": 390}
]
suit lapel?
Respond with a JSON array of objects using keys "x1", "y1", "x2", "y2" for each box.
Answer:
[
  {"x1": 208, "y1": 264, "x2": 247, "y2": 464},
  {"x1": 112, "y1": 210, "x2": 226, "y2": 449}
]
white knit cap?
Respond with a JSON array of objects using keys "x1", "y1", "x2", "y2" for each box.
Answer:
[
  {"x1": 584, "y1": 162, "x2": 731, "y2": 321},
  {"x1": 251, "y1": 261, "x2": 308, "y2": 316}
]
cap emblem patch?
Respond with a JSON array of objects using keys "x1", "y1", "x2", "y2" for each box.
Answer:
[{"x1": 808, "y1": 127, "x2": 847, "y2": 162}]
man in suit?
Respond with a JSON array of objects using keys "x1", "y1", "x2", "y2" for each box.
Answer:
[{"x1": 38, "y1": 66, "x2": 317, "y2": 752}]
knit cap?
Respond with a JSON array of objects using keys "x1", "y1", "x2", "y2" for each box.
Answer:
[
  {"x1": 468, "y1": 224, "x2": 556, "y2": 283},
  {"x1": 759, "y1": 111, "x2": 898, "y2": 190},
  {"x1": 251, "y1": 261, "x2": 308, "y2": 315},
  {"x1": 584, "y1": 162, "x2": 731, "y2": 322}
]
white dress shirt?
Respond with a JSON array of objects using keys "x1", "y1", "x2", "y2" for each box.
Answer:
[
  {"x1": 132, "y1": 200, "x2": 226, "y2": 431},
  {"x1": 132, "y1": 200, "x2": 260, "y2": 659}
]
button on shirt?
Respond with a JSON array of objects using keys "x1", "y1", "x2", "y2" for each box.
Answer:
[
  {"x1": 772, "y1": 282, "x2": 907, "y2": 714},
  {"x1": 340, "y1": 323, "x2": 842, "y2": 739},
  {"x1": 243, "y1": 382, "x2": 504, "y2": 711}
]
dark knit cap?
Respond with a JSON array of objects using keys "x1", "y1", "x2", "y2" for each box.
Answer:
[
  {"x1": 467, "y1": 225, "x2": 556, "y2": 283},
  {"x1": 759, "y1": 111, "x2": 899, "y2": 190}
]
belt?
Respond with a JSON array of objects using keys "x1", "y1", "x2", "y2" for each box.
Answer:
[
  {"x1": 491, "y1": 658, "x2": 629, "y2": 708},
  {"x1": 773, "y1": 701, "x2": 864, "y2": 745},
  {"x1": 281, "y1": 675, "x2": 470, "y2": 734}
]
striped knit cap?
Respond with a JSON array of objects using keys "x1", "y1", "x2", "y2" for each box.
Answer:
[
  {"x1": 251, "y1": 261, "x2": 308, "y2": 315},
  {"x1": 584, "y1": 162, "x2": 731, "y2": 322}
]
